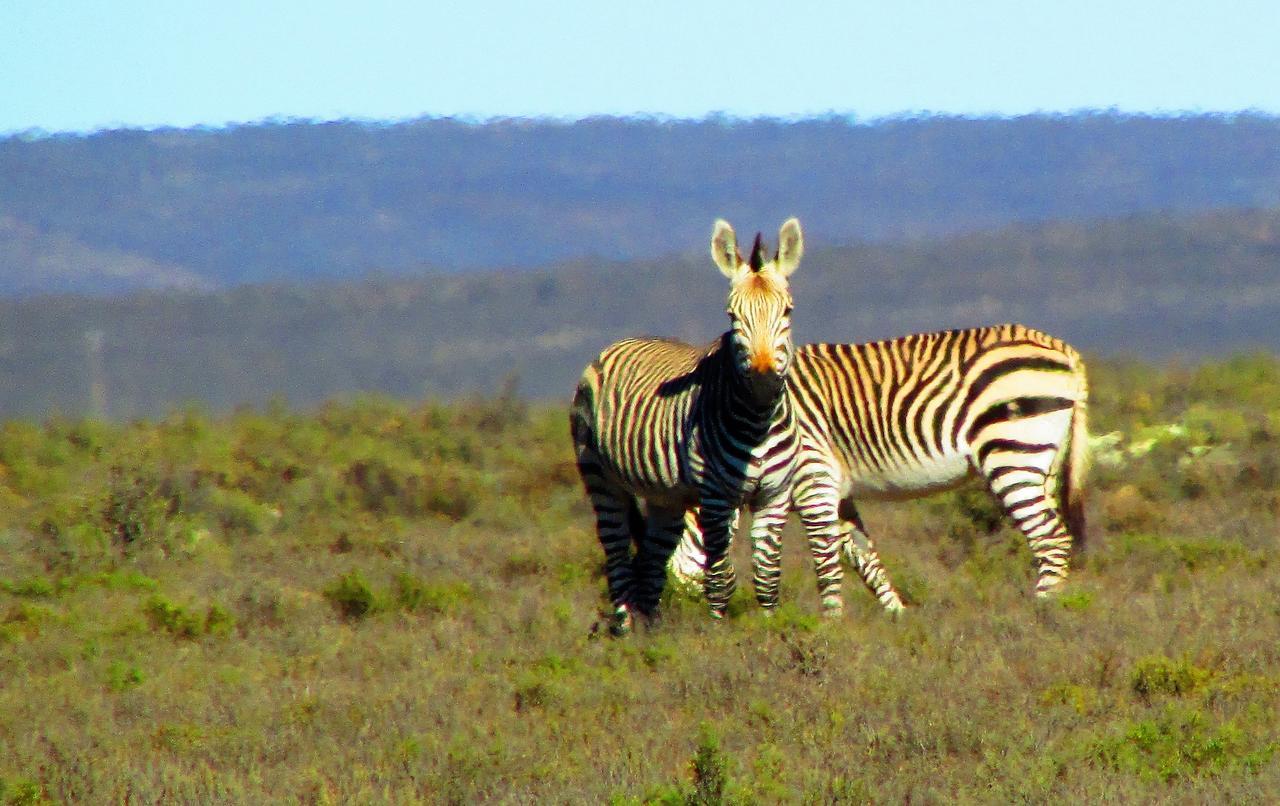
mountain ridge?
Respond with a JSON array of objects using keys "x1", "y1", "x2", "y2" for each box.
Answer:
[{"x1": 3, "y1": 113, "x2": 1280, "y2": 295}]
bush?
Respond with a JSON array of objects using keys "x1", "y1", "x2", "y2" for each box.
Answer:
[
  {"x1": 1090, "y1": 705, "x2": 1271, "y2": 782},
  {"x1": 394, "y1": 574, "x2": 472, "y2": 615},
  {"x1": 1131, "y1": 655, "x2": 1212, "y2": 700},
  {"x1": 687, "y1": 724, "x2": 730, "y2": 806},
  {"x1": 145, "y1": 595, "x2": 236, "y2": 639},
  {"x1": 324, "y1": 570, "x2": 383, "y2": 620},
  {"x1": 0, "y1": 776, "x2": 45, "y2": 806}
]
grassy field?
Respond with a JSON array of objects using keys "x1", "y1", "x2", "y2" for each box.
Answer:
[{"x1": 2, "y1": 356, "x2": 1280, "y2": 803}]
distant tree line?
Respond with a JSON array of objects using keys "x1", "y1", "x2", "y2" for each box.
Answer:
[
  {"x1": 2, "y1": 113, "x2": 1279, "y2": 295},
  {"x1": 1, "y1": 207, "x2": 1277, "y2": 419}
]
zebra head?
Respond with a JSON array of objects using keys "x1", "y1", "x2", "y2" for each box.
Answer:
[{"x1": 711, "y1": 218, "x2": 803, "y2": 402}]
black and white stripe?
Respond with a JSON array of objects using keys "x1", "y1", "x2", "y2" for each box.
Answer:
[
  {"x1": 672, "y1": 324, "x2": 1089, "y2": 610},
  {"x1": 570, "y1": 219, "x2": 845, "y2": 633}
]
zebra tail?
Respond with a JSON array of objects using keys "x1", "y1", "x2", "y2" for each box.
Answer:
[{"x1": 1061, "y1": 394, "x2": 1089, "y2": 555}]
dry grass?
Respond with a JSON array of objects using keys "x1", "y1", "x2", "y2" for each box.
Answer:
[{"x1": 2, "y1": 357, "x2": 1280, "y2": 803}]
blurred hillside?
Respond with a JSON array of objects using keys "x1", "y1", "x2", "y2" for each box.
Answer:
[
  {"x1": 2, "y1": 207, "x2": 1278, "y2": 418},
  {"x1": 2, "y1": 113, "x2": 1280, "y2": 294}
]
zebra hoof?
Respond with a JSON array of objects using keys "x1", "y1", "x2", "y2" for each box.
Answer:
[
  {"x1": 608, "y1": 606, "x2": 634, "y2": 637},
  {"x1": 882, "y1": 593, "x2": 907, "y2": 617},
  {"x1": 708, "y1": 606, "x2": 727, "y2": 621},
  {"x1": 1034, "y1": 580, "x2": 1066, "y2": 600}
]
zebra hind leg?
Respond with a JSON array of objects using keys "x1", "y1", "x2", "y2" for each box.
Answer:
[
  {"x1": 580, "y1": 471, "x2": 644, "y2": 635},
  {"x1": 631, "y1": 506, "x2": 686, "y2": 627},
  {"x1": 984, "y1": 466, "x2": 1074, "y2": 598},
  {"x1": 837, "y1": 501, "x2": 905, "y2": 615}
]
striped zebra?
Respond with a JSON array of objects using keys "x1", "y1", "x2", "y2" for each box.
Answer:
[
  {"x1": 671, "y1": 325, "x2": 1089, "y2": 608},
  {"x1": 570, "y1": 218, "x2": 845, "y2": 634}
]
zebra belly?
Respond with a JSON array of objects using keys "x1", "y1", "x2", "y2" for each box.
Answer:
[{"x1": 845, "y1": 451, "x2": 973, "y2": 502}]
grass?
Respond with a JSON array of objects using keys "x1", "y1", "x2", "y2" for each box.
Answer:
[{"x1": 1, "y1": 358, "x2": 1280, "y2": 801}]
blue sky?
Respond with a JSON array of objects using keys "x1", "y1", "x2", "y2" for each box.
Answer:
[{"x1": 3, "y1": 1, "x2": 1279, "y2": 134}]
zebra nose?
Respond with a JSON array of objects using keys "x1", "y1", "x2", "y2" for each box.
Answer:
[{"x1": 748, "y1": 349, "x2": 780, "y2": 376}]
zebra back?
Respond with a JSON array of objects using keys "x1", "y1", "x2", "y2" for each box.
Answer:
[{"x1": 791, "y1": 324, "x2": 1086, "y2": 497}]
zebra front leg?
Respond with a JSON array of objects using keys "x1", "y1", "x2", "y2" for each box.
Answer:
[
  {"x1": 791, "y1": 475, "x2": 846, "y2": 617},
  {"x1": 748, "y1": 498, "x2": 789, "y2": 614},
  {"x1": 667, "y1": 507, "x2": 740, "y2": 594},
  {"x1": 699, "y1": 501, "x2": 738, "y2": 619},
  {"x1": 837, "y1": 500, "x2": 905, "y2": 614}
]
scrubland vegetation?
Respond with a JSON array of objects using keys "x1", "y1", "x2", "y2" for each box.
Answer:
[{"x1": 2, "y1": 355, "x2": 1280, "y2": 802}]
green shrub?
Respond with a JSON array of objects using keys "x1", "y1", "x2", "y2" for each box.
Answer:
[
  {"x1": 951, "y1": 485, "x2": 1005, "y2": 535},
  {"x1": 324, "y1": 570, "x2": 383, "y2": 620},
  {"x1": 1057, "y1": 589, "x2": 1094, "y2": 612},
  {"x1": 145, "y1": 595, "x2": 204, "y2": 638},
  {"x1": 1, "y1": 576, "x2": 55, "y2": 598},
  {"x1": 144, "y1": 595, "x2": 236, "y2": 639},
  {"x1": 344, "y1": 455, "x2": 484, "y2": 520},
  {"x1": 204, "y1": 603, "x2": 237, "y2": 637},
  {"x1": 205, "y1": 487, "x2": 280, "y2": 536},
  {"x1": 760, "y1": 603, "x2": 820, "y2": 634},
  {"x1": 688, "y1": 723, "x2": 729, "y2": 806},
  {"x1": 1131, "y1": 655, "x2": 1212, "y2": 700},
  {"x1": 394, "y1": 574, "x2": 472, "y2": 615},
  {"x1": 640, "y1": 639, "x2": 678, "y2": 670},
  {"x1": 1090, "y1": 705, "x2": 1271, "y2": 782},
  {"x1": 102, "y1": 464, "x2": 176, "y2": 549},
  {"x1": 0, "y1": 776, "x2": 45, "y2": 806},
  {"x1": 106, "y1": 660, "x2": 144, "y2": 691},
  {"x1": 1040, "y1": 682, "x2": 1101, "y2": 715}
]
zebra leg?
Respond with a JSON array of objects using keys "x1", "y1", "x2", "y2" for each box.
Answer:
[
  {"x1": 631, "y1": 506, "x2": 686, "y2": 623},
  {"x1": 667, "y1": 507, "x2": 738, "y2": 594},
  {"x1": 579, "y1": 468, "x2": 643, "y2": 635},
  {"x1": 699, "y1": 501, "x2": 739, "y2": 619},
  {"x1": 790, "y1": 472, "x2": 846, "y2": 617},
  {"x1": 983, "y1": 465, "x2": 1074, "y2": 597},
  {"x1": 837, "y1": 500, "x2": 905, "y2": 614},
  {"x1": 748, "y1": 498, "x2": 789, "y2": 614}
]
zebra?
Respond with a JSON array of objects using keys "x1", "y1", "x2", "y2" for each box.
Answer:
[
  {"x1": 569, "y1": 218, "x2": 846, "y2": 634},
  {"x1": 670, "y1": 324, "x2": 1089, "y2": 609}
]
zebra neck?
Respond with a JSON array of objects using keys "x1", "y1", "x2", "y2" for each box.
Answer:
[{"x1": 718, "y1": 352, "x2": 790, "y2": 430}]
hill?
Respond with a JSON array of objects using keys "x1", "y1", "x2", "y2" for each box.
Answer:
[
  {"x1": 1, "y1": 207, "x2": 1277, "y2": 418},
  {"x1": 2, "y1": 113, "x2": 1280, "y2": 294}
]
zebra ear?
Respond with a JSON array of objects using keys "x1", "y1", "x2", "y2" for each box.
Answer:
[
  {"x1": 775, "y1": 218, "x2": 803, "y2": 276},
  {"x1": 711, "y1": 219, "x2": 741, "y2": 278}
]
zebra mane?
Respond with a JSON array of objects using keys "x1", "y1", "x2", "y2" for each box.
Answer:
[{"x1": 747, "y1": 233, "x2": 768, "y2": 271}]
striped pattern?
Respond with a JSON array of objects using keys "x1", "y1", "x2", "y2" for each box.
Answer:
[
  {"x1": 570, "y1": 219, "x2": 844, "y2": 634},
  {"x1": 671, "y1": 324, "x2": 1089, "y2": 609}
]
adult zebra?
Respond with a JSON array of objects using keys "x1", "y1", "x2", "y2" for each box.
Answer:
[
  {"x1": 671, "y1": 325, "x2": 1089, "y2": 609},
  {"x1": 570, "y1": 218, "x2": 846, "y2": 634}
]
